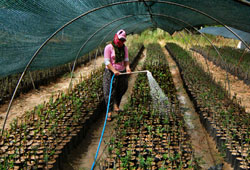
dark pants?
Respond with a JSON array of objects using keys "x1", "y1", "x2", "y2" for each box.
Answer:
[{"x1": 103, "y1": 69, "x2": 128, "y2": 111}]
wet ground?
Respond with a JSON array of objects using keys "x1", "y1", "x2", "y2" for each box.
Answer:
[{"x1": 162, "y1": 45, "x2": 232, "y2": 170}]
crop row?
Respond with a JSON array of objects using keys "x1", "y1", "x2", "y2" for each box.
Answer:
[
  {"x1": 100, "y1": 43, "x2": 198, "y2": 170},
  {"x1": 191, "y1": 45, "x2": 250, "y2": 85},
  {"x1": 0, "y1": 50, "x2": 101, "y2": 105},
  {"x1": 0, "y1": 67, "x2": 104, "y2": 170},
  {"x1": 166, "y1": 43, "x2": 250, "y2": 170},
  {"x1": 0, "y1": 42, "x2": 144, "y2": 170},
  {"x1": 0, "y1": 40, "x2": 144, "y2": 106}
]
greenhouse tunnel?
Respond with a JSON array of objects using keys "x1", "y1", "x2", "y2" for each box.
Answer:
[{"x1": 1, "y1": 0, "x2": 250, "y2": 169}]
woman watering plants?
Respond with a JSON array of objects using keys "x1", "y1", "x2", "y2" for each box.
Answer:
[{"x1": 103, "y1": 29, "x2": 131, "y2": 121}]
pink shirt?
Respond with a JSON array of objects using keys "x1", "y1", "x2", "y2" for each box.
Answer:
[{"x1": 104, "y1": 44, "x2": 129, "y2": 71}]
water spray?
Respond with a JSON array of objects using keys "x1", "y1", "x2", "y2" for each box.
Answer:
[{"x1": 91, "y1": 69, "x2": 170, "y2": 170}]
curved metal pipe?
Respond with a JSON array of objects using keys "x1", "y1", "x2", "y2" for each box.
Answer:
[
  {"x1": 151, "y1": 13, "x2": 232, "y2": 95},
  {"x1": 3, "y1": 0, "x2": 248, "y2": 133},
  {"x1": 157, "y1": 15, "x2": 212, "y2": 75},
  {"x1": 153, "y1": 15, "x2": 213, "y2": 79},
  {"x1": 84, "y1": 19, "x2": 150, "y2": 74},
  {"x1": 155, "y1": 0, "x2": 250, "y2": 51},
  {"x1": 1, "y1": 0, "x2": 140, "y2": 134},
  {"x1": 142, "y1": 0, "x2": 157, "y2": 28},
  {"x1": 69, "y1": 14, "x2": 150, "y2": 88}
]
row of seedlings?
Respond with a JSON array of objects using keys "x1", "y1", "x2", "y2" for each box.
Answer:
[
  {"x1": 0, "y1": 67, "x2": 105, "y2": 170},
  {"x1": 166, "y1": 43, "x2": 250, "y2": 170},
  {"x1": 191, "y1": 45, "x2": 250, "y2": 85},
  {"x1": 100, "y1": 43, "x2": 198, "y2": 169},
  {"x1": 0, "y1": 42, "x2": 144, "y2": 170},
  {"x1": 0, "y1": 50, "x2": 102, "y2": 105}
]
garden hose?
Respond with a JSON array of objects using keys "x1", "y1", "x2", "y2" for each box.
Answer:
[
  {"x1": 91, "y1": 74, "x2": 115, "y2": 170},
  {"x1": 91, "y1": 70, "x2": 148, "y2": 170}
]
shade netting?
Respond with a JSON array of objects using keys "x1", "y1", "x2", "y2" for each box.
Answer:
[{"x1": 0, "y1": 0, "x2": 250, "y2": 77}]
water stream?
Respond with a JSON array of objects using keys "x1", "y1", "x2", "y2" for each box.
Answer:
[{"x1": 146, "y1": 71, "x2": 171, "y2": 115}]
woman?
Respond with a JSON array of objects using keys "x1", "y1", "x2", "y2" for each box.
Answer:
[{"x1": 103, "y1": 29, "x2": 131, "y2": 121}]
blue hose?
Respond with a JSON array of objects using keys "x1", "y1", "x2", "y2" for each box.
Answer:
[{"x1": 91, "y1": 74, "x2": 115, "y2": 170}]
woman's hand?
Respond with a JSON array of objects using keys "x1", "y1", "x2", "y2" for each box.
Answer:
[
  {"x1": 126, "y1": 67, "x2": 131, "y2": 74},
  {"x1": 113, "y1": 70, "x2": 120, "y2": 76}
]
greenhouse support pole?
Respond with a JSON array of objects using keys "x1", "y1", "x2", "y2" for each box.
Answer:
[
  {"x1": 28, "y1": 71, "x2": 36, "y2": 90},
  {"x1": 182, "y1": 28, "x2": 211, "y2": 76},
  {"x1": 143, "y1": 0, "x2": 158, "y2": 28}
]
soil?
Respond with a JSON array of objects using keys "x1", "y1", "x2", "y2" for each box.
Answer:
[
  {"x1": 1, "y1": 40, "x2": 246, "y2": 170},
  {"x1": 160, "y1": 41, "x2": 232, "y2": 170},
  {"x1": 61, "y1": 110, "x2": 116, "y2": 170},
  {"x1": 62, "y1": 50, "x2": 147, "y2": 170},
  {"x1": 191, "y1": 51, "x2": 250, "y2": 113},
  {"x1": 0, "y1": 57, "x2": 104, "y2": 130}
]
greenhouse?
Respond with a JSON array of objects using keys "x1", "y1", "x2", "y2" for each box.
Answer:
[{"x1": 0, "y1": 0, "x2": 250, "y2": 169}]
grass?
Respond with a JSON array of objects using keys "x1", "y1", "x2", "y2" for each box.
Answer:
[
  {"x1": 169, "y1": 30, "x2": 239, "y2": 49},
  {"x1": 127, "y1": 28, "x2": 239, "y2": 52},
  {"x1": 127, "y1": 28, "x2": 172, "y2": 48}
]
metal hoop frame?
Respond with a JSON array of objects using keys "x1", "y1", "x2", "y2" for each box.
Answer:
[
  {"x1": 68, "y1": 14, "x2": 151, "y2": 89},
  {"x1": 2, "y1": 0, "x2": 248, "y2": 134},
  {"x1": 151, "y1": 13, "x2": 232, "y2": 95}
]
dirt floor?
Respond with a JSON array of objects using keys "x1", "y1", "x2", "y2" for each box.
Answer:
[
  {"x1": 0, "y1": 57, "x2": 104, "y2": 130},
  {"x1": 62, "y1": 51, "x2": 147, "y2": 170},
  {"x1": 191, "y1": 51, "x2": 250, "y2": 113},
  {"x1": 1, "y1": 41, "x2": 247, "y2": 170},
  {"x1": 162, "y1": 45, "x2": 232, "y2": 170},
  {"x1": 63, "y1": 46, "x2": 233, "y2": 170}
]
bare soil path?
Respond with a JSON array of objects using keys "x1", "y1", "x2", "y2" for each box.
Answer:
[
  {"x1": 62, "y1": 51, "x2": 147, "y2": 170},
  {"x1": 0, "y1": 57, "x2": 104, "y2": 130},
  {"x1": 160, "y1": 42, "x2": 232, "y2": 170}
]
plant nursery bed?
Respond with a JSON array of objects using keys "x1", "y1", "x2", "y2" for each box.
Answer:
[
  {"x1": 166, "y1": 43, "x2": 250, "y2": 170},
  {"x1": 0, "y1": 43, "x2": 144, "y2": 170},
  {"x1": 99, "y1": 43, "x2": 200, "y2": 170},
  {"x1": 190, "y1": 46, "x2": 250, "y2": 85}
]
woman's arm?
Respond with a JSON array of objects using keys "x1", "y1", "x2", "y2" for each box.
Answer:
[
  {"x1": 125, "y1": 61, "x2": 131, "y2": 73},
  {"x1": 107, "y1": 64, "x2": 120, "y2": 75},
  {"x1": 104, "y1": 44, "x2": 120, "y2": 75}
]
